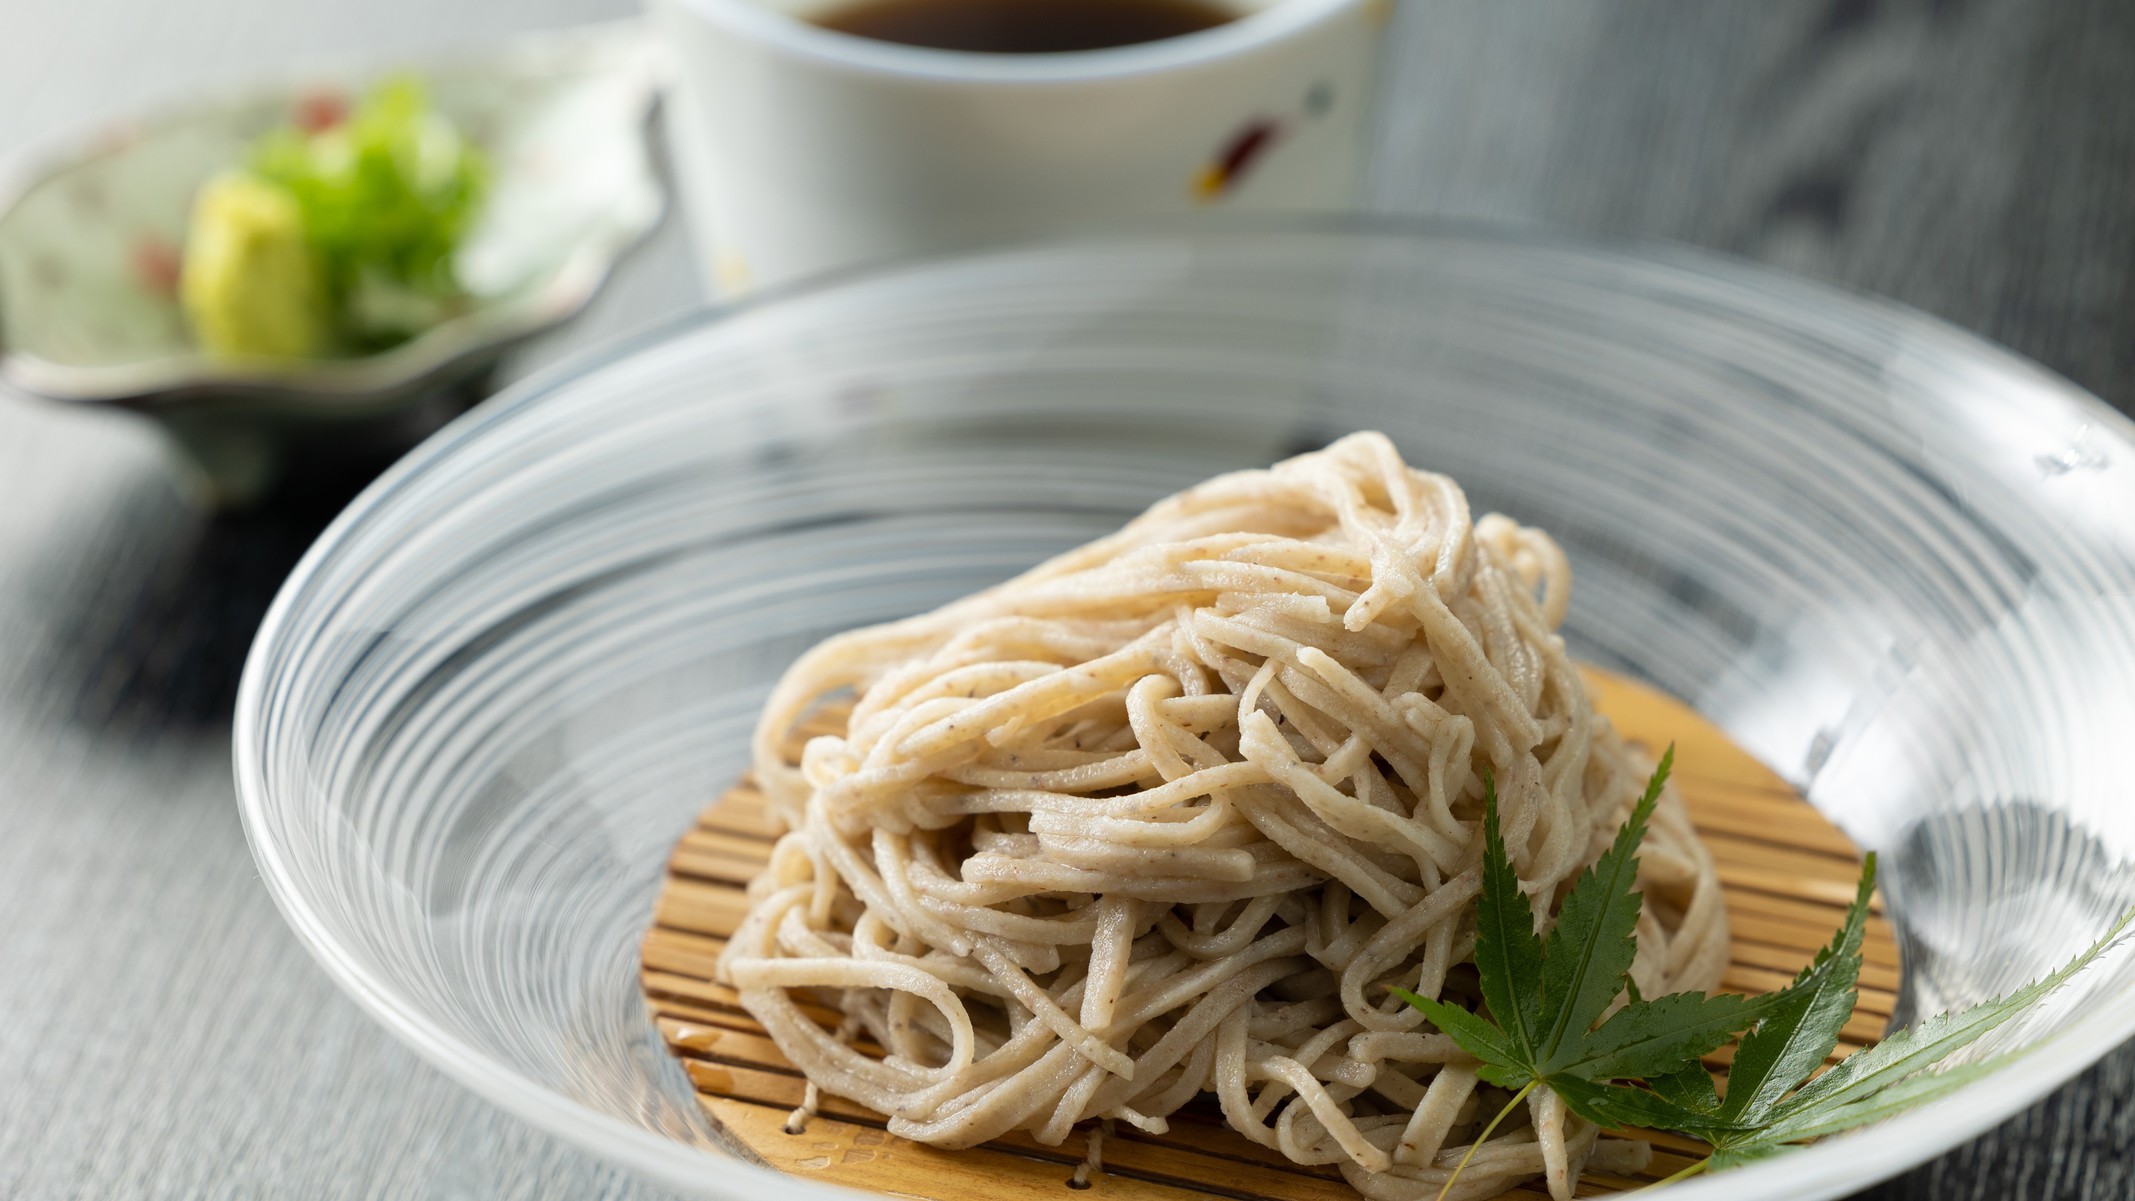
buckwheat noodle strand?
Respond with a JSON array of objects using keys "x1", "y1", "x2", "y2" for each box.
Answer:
[{"x1": 720, "y1": 433, "x2": 1729, "y2": 1201}]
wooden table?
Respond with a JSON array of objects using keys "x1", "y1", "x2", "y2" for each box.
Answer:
[{"x1": 0, "y1": 3, "x2": 2128, "y2": 1199}]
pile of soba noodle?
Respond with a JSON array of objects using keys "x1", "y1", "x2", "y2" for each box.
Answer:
[{"x1": 721, "y1": 433, "x2": 1729, "y2": 1201}]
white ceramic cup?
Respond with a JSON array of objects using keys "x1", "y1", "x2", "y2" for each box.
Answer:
[{"x1": 652, "y1": 0, "x2": 1385, "y2": 293}]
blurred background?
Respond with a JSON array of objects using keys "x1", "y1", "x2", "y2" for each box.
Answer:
[{"x1": 0, "y1": 2, "x2": 2129, "y2": 1199}]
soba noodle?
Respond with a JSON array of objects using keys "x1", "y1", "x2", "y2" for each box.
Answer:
[{"x1": 720, "y1": 433, "x2": 1729, "y2": 1201}]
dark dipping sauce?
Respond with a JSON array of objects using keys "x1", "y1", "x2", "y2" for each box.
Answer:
[{"x1": 813, "y1": 0, "x2": 1236, "y2": 53}]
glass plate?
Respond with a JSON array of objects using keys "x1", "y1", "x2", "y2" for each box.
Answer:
[{"x1": 236, "y1": 223, "x2": 2135, "y2": 1201}]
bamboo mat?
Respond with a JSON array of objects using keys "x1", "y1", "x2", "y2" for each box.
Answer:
[{"x1": 642, "y1": 669, "x2": 1893, "y2": 1200}]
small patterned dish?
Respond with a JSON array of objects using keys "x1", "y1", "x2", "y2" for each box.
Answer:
[{"x1": 0, "y1": 22, "x2": 663, "y2": 506}]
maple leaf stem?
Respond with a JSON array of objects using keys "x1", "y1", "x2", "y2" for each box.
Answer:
[
  {"x1": 1434, "y1": 1080, "x2": 1535, "y2": 1201},
  {"x1": 1630, "y1": 1154, "x2": 1711, "y2": 1194}
]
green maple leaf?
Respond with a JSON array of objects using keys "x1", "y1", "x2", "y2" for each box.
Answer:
[
  {"x1": 1392, "y1": 749, "x2": 1777, "y2": 1191},
  {"x1": 1555, "y1": 855, "x2": 1876, "y2": 1145},
  {"x1": 1557, "y1": 854, "x2": 2135, "y2": 1179},
  {"x1": 1712, "y1": 853, "x2": 1878, "y2": 1124},
  {"x1": 1706, "y1": 898, "x2": 2135, "y2": 1164},
  {"x1": 1393, "y1": 741, "x2": 2135, "y2": 1197},
  {"x1": 1465, "y1": 767, "x2": 1544, "y2": 1077}
]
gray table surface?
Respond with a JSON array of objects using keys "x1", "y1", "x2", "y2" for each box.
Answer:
[{"x1": 2, "y1": 2, "x2": 2131, "y2": 1199}]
